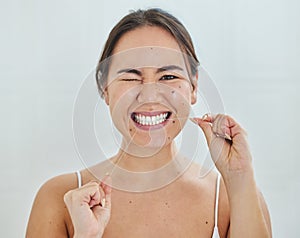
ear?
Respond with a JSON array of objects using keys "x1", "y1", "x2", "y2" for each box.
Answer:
[
  {"x1": 191, "y1": 72, "x2": 198, "y2": 105},
  {"x1": 103, "y1": 88, "x2": 109, "y2": 105}
]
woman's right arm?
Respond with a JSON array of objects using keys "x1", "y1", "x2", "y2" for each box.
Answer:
[
  {"x1": 26, "y1": 174, "x2": 112, "y2": 238},
  {"x1": 64, "y1": 178, "x2": 112, "y2": 238},
  {"x1": 26, "y1": 175, "x2": 73, "y2": 238}
]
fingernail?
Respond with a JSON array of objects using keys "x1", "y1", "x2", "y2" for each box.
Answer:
[
  {"x1": 101, "y1": 198, "x2": 106, "y2": 207},
  {"x1": 202, "y1": 113, "x2": 210, "y2": 121},
  {"x1": 224, "y1": 133, "x2": 232, "y2": 141}
]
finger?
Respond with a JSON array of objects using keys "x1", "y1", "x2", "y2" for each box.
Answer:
[
  {"x1": 93, "y1": 176, "x2": 112, "y2": 226},
  {"x1": 93, "y1": 202, "x2": 111, "y2": 228},
  {"x1": 212, "y1": 114, "x2": 232, "y2": 141},
  {"x1": 190, "y1": 113, "x2": 233, "y2": 146},
  {"x1": 89, "y1": 187, "x2": 106, "y2": 208},
  {"x1": 100, "y1": 175, "x2": 112, "y2": 209},
  {"x1": 74, "y1": 181, "x2": 100, "y2": 208},
  {"x1": 226, "y1": 115, "x2": 247, "y2": 138},
  {"x1": 64, "y1": 181, "x2": 101, "y2": 208},
  {"x1": 202, "y1": 113, "x2": 214, "y2": 123},
  {"x1": 190, "y1": 116, "x2": 214, "y2": 146},
  {"x1": 214, "y1": 114, "x2": 247, "y2": 139},
  {"x1": 80, "y1": 182, "x2": 103, "y2": 208}
]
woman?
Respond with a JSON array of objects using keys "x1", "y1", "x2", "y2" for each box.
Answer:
[{"x1": 26, "y1": 8, "x2": 272, "y2": 238}]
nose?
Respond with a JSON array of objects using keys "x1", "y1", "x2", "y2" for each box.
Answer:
[{"x1": 136, "y1": 82, "x2": 162, "y2": 103}]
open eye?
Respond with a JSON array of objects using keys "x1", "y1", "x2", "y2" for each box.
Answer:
[{"x1": 160, "y1": 75, "x2": 179, "y2": 80}]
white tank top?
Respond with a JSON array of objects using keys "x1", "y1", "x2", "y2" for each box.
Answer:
[
  {"x1": 212, "y1": 173, "x2": 221, "y2": 238},
  {"x1": 75, "y1": 171, "x2": 221, "y2": 238}
]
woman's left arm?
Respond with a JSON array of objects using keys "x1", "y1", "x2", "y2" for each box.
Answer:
[{"x1": 191, "y1": 114, "x2": 272, "y2": 238}]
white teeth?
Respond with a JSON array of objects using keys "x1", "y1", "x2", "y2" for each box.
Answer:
[
  {"x1": 134, "y1": 113, "x2": 169, "y2": 126},
  {"x1": 151, "y1": 117, "x2": 156, "y2": 125},
  {"x1": 146, "y1": 116, "x2": 151, "y2": 125}
]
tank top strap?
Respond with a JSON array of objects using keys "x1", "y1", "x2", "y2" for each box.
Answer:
[
  {"x1": 76, "y1": 171, "x2": 82, "y2": 188},
  {"x1": 212, "y1": 172, "x2": 221, "y2": 238}
]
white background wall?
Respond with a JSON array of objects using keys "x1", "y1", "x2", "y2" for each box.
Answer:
[{"x1": 1, "y1": 0, "x2": 299, "y2": 237}]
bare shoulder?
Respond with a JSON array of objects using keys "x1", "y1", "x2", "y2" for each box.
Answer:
[
  {"x1": 184, "y1": 165, "x2": 230, "y2": 237},
  {"x1": 199, "y1": 170, "x2": 230, "y2": 237},
  {"x1": 26, "y1": 173, "x2": 78, "y2": 238}
]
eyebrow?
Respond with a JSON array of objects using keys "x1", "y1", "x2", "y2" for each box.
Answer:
[
  {"x1": 156, "y1": 65, "x2": 184, "y2": 73},
  {"x1": 116, "y1": 65, "x2": 184, "y2": 75},
  {"x1": 117, "y1": 68, "x2": 142, "y2": 76}
]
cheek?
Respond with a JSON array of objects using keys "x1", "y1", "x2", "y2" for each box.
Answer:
[
  {"x1": 108, "y1": 87, "x2": 137, "y2": 131},
  {"x1": 164, "y1": 84, "x2": 192, "y2": 135},
  {"x1": 169, "y1": 84, "x2": 191, "y2": 114},
  {"x1": 108, "y1": 84, "x2": 139, "y2": 111},
  {"x1": 163, "y1": 86, "x2": 191, "y2": 140}
]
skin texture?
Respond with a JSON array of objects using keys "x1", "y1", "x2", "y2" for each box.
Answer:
[{"x1": 26, "y1": 26, "x2": 272, "y2": 238}]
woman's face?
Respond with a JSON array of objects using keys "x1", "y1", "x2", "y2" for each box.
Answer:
[{"x1": 103, "y1": 26, "x2": 197, "y2": 154}]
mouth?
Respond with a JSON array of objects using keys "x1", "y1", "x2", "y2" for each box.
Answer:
[{"x1": 131, "y1": 111, "x2": 172, "y2": 129}]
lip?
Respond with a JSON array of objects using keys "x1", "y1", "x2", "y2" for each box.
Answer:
[{"x1": 130, "y1": 111, "x2": 172, "y2": 131}]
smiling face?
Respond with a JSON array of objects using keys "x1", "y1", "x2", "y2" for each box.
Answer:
[{"x1": 103, "y1": 26, "x2": 198, "y2": 155}]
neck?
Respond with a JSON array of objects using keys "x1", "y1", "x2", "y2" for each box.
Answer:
[{"x1": 111, "y1": 140, "x2": 179, "y2": 172}]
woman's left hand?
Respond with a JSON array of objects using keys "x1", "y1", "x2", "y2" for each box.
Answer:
[{"x1": 191, "y1": 114, "x2": 253, "y2": 179}]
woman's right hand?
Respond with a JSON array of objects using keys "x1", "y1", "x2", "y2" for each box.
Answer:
[{"x1": 64, "y1": 176, "x2": 112, "y2": 238}]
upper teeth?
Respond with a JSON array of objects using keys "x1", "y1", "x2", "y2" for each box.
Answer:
[{"x1": 134, "y1": 113, "x2": 168, "y2": 126}]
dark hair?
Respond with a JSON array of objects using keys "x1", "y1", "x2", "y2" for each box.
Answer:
[{"x1": 96, "y1": 8, "x2": 199, "y2": 97}]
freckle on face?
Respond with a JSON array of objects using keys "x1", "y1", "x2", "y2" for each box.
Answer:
[{"x1": 106, "y1": 27, "x2": 194, "y2": 148}]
